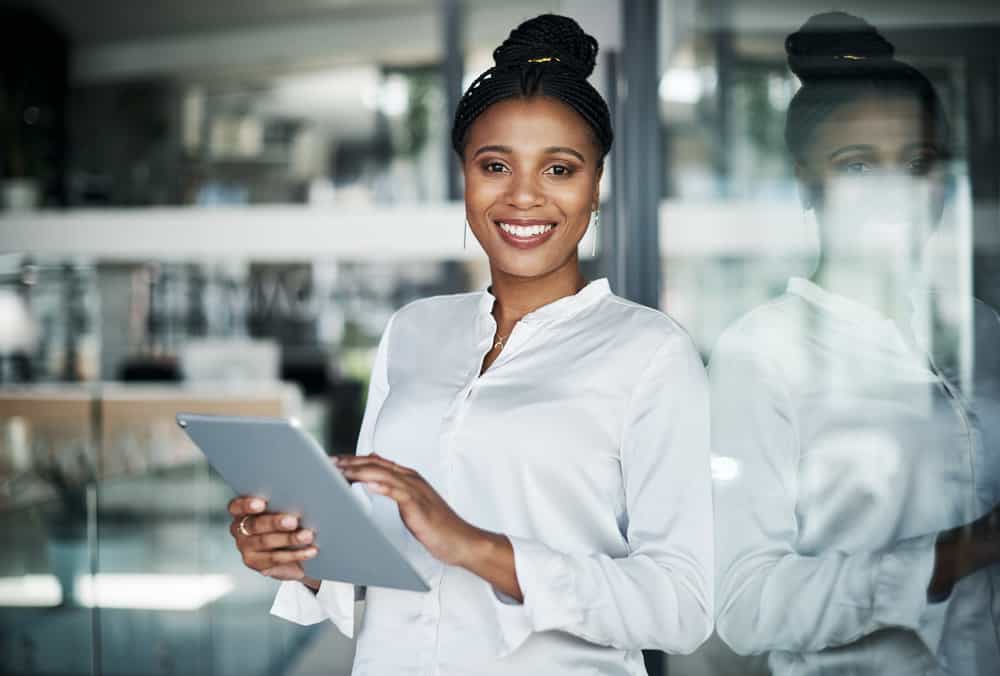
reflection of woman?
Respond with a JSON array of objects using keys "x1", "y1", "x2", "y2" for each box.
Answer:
[
  {"x1": 712, "y1": 12, "x2": 1000, "y2": 675},
  {"x1": 228, "y1": 14, "x2": 713, "y2": 675}
]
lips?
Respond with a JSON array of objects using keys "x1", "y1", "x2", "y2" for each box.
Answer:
[{"x1": 493, "y1": 219, "x2": 558, "y2": 249}]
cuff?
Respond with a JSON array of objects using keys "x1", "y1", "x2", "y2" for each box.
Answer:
[
  {"x1": 488, "y1": 536, "x2": 586, "y2": 658},
  {"x1": 873, "y1": 533, "x2": 945, "y2": 654},
  {"x1": 270, "y1": 579, "x2": 357, "y2": 638}
]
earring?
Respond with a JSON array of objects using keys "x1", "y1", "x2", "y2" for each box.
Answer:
[
  {"x1": 463, "y1": 218, "x2": 468, "y2": 250},
  {"x1": 591, "y1": 208, "x2": 600, "y2": 257}
]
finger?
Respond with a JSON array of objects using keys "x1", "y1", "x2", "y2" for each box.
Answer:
[
  {"x1": 260, "y1": 563, "x2": 305, "y2": 581},
  {"x1": 240, "y1": 512, "x2": 301, "y2": 536},
  {"x1": 243, "y1": 546, "x2": 317, "y2": 571},
  {"x1": 247, "y1": 529, "x2": 314, "y2": 552},
  {"x1": 337, "y1": 455, "x2": 416, "y2": 475},
  {"x1": 365, "y1": 480, "x2": 416, "y2": 505},
  {"x1": 342, "y1": 468, "x2": 418, "y2": 497},
  {"x1": 340, "y1": 464, "x2": 411, "y2": 487},
  {"x1": 228, "y1": 496, "x2": 267, "y2": 517},
  {"x1": 264, "y1": 547, "x2": 319, "y2": 564}
]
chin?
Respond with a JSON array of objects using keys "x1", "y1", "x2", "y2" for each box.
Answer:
[{"x1": 490, "y1": 250, "x2": 576, "y2": 280}]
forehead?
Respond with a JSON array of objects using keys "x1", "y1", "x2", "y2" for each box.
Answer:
[
  {"x1": 811, "y1": 95, "x2": 932, "y2": 160},
  {"x1": 465, "y1": 97, "x2": 596, "y2": 155}
]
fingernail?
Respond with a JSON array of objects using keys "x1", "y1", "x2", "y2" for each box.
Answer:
[
  {"x1": 305, "y1": 549, "x2": 317, "y2": 558},
  {"x1": 298, "y1": 530, "x2": 313, "y2": 543},
  {"x1": 250, "y1": 499, "x2": 264, "y2": 511},
  {"x1": 281, "y1": 516, "x2": 297, "y2": 529}
]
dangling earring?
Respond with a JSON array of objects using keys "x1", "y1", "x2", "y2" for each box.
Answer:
[
  {"x1": 591, "y1": 208, "x2": 600, "y2": 257},
  {"x1": 463, "y1": 218, "x2": 468, "y2": 250}
]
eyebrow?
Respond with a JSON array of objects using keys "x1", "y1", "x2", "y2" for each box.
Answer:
[
  {"x1": 828, "y1": 141, "x2": 941, "y2": 163},
  {"x1": 900, "y1": 141, "x2": 939, "y2": 155},
  {"x1": 828, "y1": 144, "x2": 876, "y2": 161},
  {"x1": 471, "y1": 144, "x2": 587, "y2": 163}
]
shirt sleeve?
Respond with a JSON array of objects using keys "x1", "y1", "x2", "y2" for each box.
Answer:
[
  {"x1": 710, "y1": 329, "x2": 949, "y2": 657},
  {"x1": 490, "y1": 334, "x2": 714, "y2": 656},
  {"x1": 269, "y1": 310, "x2": 396, "y2": 635}
]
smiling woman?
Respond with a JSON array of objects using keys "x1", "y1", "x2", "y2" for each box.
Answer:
[
  {"x1": 227, "y1": 13, "x2": 714, "y2": 676},
  {"x1": 462, "y1": 96, "x2": 602, "y2": 279}
]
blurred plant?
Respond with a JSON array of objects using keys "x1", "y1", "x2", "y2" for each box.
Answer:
[
  {"x1": 398, "y1": 68, "x2": 435, "y2": 158},
  {"x1": 740, "y1": 67, "x2": 786, "y2": 156},
  {"x1": 33, "y1": 441, "x2": 96, "y2": 532}
]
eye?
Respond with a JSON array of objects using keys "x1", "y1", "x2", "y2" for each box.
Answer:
[
  {"x1": 833, "y1": 160, "x2": 871, "y2": 176},
  {"x1": 482, "y1": 161, "x2": 509, "y2": 174},
  {"x1": 544, "y1": 164, "x2": 573, "y2": 177},
  {"x1": 907, "y1": 155, "x2": 936, "y2": 176}
]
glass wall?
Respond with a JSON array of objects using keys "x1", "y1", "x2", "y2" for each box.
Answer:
[{"x1": 660, "y1": 2, "x2": 1000, "y2": 675}]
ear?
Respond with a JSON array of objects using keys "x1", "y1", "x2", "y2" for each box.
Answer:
[{"x1": 592, "y1": 163, "x2": 604, "y2": 210}]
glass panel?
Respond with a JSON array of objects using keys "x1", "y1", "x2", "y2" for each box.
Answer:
[
  {"x1": 0, "y1": 390, "x2": 96, "y2": 675},
  {"x1": 661, "y1": 2, "x2": 1000, "y2": 675}
]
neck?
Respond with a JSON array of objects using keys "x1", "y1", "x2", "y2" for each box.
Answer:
[
  {"x1": 811, "y1": 255, "x2": 924, "y2": 327},
  {"x1": 487, "y1": 258, "x2": 587, "y2": 326}
]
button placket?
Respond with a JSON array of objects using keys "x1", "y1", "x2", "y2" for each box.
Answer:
[{"x1": 424, "y1": 326, "x2": 492, "y2": 667}]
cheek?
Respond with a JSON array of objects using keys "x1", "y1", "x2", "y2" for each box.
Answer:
[
  {"x1": 463, "y1": 174, "x2": 503, "y2": 214},
  {"x1": 554, "y1": 182, "x2": 597, "y2": 219}
]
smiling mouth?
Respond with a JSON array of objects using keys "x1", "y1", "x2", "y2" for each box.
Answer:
[{"x1": 494, "y1": 220, "x2": 557, "y2": 240}]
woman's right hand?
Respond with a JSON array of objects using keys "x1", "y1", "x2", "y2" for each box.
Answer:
[
  {"x1": 929, "y1": 503, "x2": 1000, "y2": 600},
  {"x1": 228, "y1": 496, "x2": 321, "y2": 590}
]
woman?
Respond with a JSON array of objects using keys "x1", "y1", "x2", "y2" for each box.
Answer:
[
  {"x1": 712, "y1": 11, "x2": 1000, "y2": 675},
  {"x1": 227, "y1": 14, "x2": 713, "y2": 675}
]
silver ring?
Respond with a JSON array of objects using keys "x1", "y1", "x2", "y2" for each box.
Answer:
[{"x1": 238, "y1": 514, "x2": 252, "y2": 537}]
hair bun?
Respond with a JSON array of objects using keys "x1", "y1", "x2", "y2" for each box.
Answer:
[
  {"x1": 785, "y1": 11, "x2": 895, "y2": 82},
  {"x1": 493, "y1": 13, "x2": 598, "y2": 79}
]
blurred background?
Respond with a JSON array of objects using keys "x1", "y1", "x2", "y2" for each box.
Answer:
[{"x1": 0, "y1": 1, "x2": 997, "y2": 675}]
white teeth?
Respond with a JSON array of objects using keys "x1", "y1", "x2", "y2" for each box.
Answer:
[{"x1": 498, "y1": 222, "x2": 555, "y2": 238}]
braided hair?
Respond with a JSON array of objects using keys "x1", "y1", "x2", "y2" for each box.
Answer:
[
  {"x1": 784, "y1": 11, "x2": 952, "y2": 165},
  {"x1": 451, "y1": 14, "x2": 613, "y2": 164}
]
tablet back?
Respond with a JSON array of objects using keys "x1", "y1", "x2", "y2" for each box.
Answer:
[{"x1": 177, "y1": 412, "x2": 429, "y2": 592}]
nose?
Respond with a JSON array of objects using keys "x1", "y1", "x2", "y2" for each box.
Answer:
[{"x1": 505, "y1": 172, "x2": 544, "y2": 209}]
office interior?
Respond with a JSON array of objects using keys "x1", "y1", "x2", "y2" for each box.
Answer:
[{"x1": 1, "y1": 1, "x2": 998, "y2": 674}]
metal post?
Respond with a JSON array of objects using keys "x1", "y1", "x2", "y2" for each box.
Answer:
[
  {"x1": 968, "y1": 31, "x2": 1000, "y2": 310},
  {"x1": 711, "y1": 0, "x2": 733, "y2": 198},
  {"x1": 618, "y1": 0, "x2": 662, "y2": 309},
  {"x1": 602, "y1": 49, "x2": 626, "y2": 293},
  {"x1": 441, "y1": 0, "x2": 464, "y2": 201},
  {"x1": 621, "y1": 7, "x2": 667, "y2": 671}
]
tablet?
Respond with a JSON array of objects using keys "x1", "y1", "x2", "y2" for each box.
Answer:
[{"x1": 177, "y1": 412, "x2": 430, "y2": 592}]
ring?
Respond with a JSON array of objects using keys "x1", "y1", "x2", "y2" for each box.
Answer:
[{"x1": 238, "y1": 514, "x2": 252, "y2": 537}]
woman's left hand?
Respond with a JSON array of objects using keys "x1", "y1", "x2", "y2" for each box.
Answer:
[{"x1": 335, "y1": 453, "x2": 482, "y2": 567}]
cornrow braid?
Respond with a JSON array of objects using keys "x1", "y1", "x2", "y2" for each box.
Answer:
[{"x1": 451, "y1": 14, "x2": 613, "y2": 163}]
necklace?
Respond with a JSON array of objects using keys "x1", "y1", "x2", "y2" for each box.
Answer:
[{"x1": 493, "y1": 332, "x2": 508, "y2": 351}]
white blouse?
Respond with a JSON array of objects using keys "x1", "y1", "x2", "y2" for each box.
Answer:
[
  {"x1": 711, "y1": 277, "x2": 1000, "y2": 675},
  {"x1": 270, "y1": 277, "x2": 713, "y2": 675}
]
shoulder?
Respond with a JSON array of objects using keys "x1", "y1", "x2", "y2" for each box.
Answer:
[
  {"x1": 712, "y1": 293, "x2": 805, "y2": 357},
  {"x1": 387, "y1": 290, "x2": 482, "y2": 333},
  {"x1": 596, "y1": 293, "x2": 702, "y2": 362},
  {"x1": 706, "y1": 294, "x2": 808, "y2": 391}
]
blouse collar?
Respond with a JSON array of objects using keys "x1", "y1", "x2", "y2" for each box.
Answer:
[
  {"x1": 786, "y1": 276, "x2": 939, "y2": 357},
  {"x1": 478, "y1": 277, "x2": 611, "y2": 325},
  {"x1": 786, "y1": 276, "x2": 893, "y2": 327}
]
